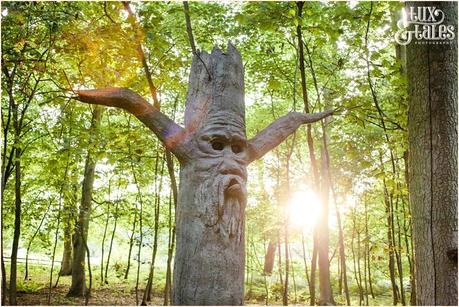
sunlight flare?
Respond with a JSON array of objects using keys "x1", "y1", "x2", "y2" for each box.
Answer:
[{"x1": 287, "y1": 189, "x2": 322, "y2": 231}]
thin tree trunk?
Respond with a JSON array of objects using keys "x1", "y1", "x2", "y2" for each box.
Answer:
[
  {"x1": 82, "y1": 229, "x2": 92, "y2": 306},
  {"x1": 164, "y1": 192, "x2": 174, "y2": 306},
  {"x1": 393, "y1": 194, "x2": 406, "y2": 305},
  {"x1": 131, "y1": 157, "x2": 144, "y2": 306},
  {"x1": 104, "y1": 199, "x2": 119, "y2": 284},
  {"x1": 9, "y1": 101, "x2": 22, "y2": 306},
  {"x1": 25, "y1": 200, "x2": 52, "y2": 280},
  {"x1": 283, "y1": 150, "x2": 294, "y2": 306},
  {"x1": 49, "y1": 159, "x2": 72, "y2": 300},
  {"x1": 247, "y1": 234, "x2": 254, "y2": 301},
  {"x1": 289, "y1": 245, "x2": 298, "y2": 304},
  {"x1": 164, "y1": 127, "x2": 179, "y2": 305},
  {"x1": 124, "y1": 204, "x2": 137, "y2": 280},
  {"x1": 318, "y1": 132, "x2": 333, "y2": 306},
  {"x1": 364, "y1": 197, "x2": 375, "y2": 299},
  {"x1": 331, "y1": 185, "x2": 350, "y2": 305},
  {"x1": 263, "y1": 241, "x2": 270, "y2": 305},
  {"x1": 356, "y1": 219, "x2": 364, "y2": 306},
  {"x1": 100, "y1": 196, "x2": 110, "y2": 285},
  {"x1": 379, "y1": 153, "x2": 399, "y2": 305},
  {"x1": 351, "y1": 210, "x2": 363, "y2": 306},
  {"x1": 143, "y1": 153, "x2": 164, "y2": 304},
  {"x1": 59, "y1": 214, "x2": 73, "y2": 277},
  {"x1": 67, "y1": 107, "x2": 102, "y2": 297},
  {"x1": 309, "y1": 236, "x2": 318, "y2": 305},
  {"x1": 296, "y1": 3, "x2": 323, "y2": 304},
  {"x1": 264, "y1": 239, "x2": 277, "y2": 275},
  {"x1": 403, "y1": 151, "x2": 416, "y2": 305},
  {"x1": 134, "y1": 197, "x2": 143, "y2": 306},
  {"x1": 283, "y1": 221, "x2": 289, "y2": 306},
  {"x1": 300, "y1": 233, "x2": 311, "y2": 291},
  {"x1": 363, "y1": 200, "x2": 369, "y2": 305},
  {"x1": 277, "y1": 234, "x2": 284, "y2": 287}
]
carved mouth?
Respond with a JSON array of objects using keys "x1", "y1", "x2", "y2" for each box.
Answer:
[
  {"x1": 226, "y1": 178, "x2": 241, "y2": 196},
  {"x1": 219, "y1": 175, "x2": 246, "y2": 207},
  {"x1": 216, "y1": 175, "x2": 247, "y2": 240}
]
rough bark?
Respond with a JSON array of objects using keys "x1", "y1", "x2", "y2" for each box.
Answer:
[
  {"x1": 67, "y1": 107, "x2": 102, "y2": 297},
  {"x1": 406, "y1": 1, "x2": 458, "y2": 305},
  {"x1": 74, "y1": 43, "x2": 331, "y2": 305}
]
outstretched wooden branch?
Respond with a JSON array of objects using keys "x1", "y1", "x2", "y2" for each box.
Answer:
[
  {"x1": 247, "y1": 110, "x2": 333, "y2": 163},
  {"x1": 75, "y1": 88, "x2": 191, "y2": 161}
]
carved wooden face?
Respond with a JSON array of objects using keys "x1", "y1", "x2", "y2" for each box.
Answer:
[{"x1": 192, "y1": 113, "x2": 247, "y2": 240}]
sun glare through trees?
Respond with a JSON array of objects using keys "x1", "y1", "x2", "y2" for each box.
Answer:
[{"x1": 287, "y1": 189, "x2": 321, "y2": 232}]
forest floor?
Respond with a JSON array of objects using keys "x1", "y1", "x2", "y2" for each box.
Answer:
[
  {"x1": 4, "y1": 263, "x2": 166, "y2": 306},
  {"x1": 6, "y1": 263, "x2": 271, "y2": 306},
  {"x1": 15, "y1": 284, "x2": 164, "y2": 306},
  {"x1": 5, "y1": 262, "x2": 396, "y2": 305}
]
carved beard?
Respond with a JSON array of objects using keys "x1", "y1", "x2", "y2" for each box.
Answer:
[{"x1": 196, "y1": 173, "x2": 247, "y2": 242}]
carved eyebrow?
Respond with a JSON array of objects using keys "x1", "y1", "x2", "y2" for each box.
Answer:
[
  {"x1": 207, "y1": 133, "x2": 229, "y2": 141},
  {"x1": 201, "y1": 133, "x2": 247, "y2": 145}
]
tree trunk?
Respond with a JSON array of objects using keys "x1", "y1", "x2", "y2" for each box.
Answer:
[
  {"x1": 25, "y1": 201, "x2": 52, "y2": 280},
  {"x1": 9, "y1": 100, "x2": 22, "y2": 306},
  {"x1": 164, "y1": 192, "x2": 175, "y2": 306},
  {"x1": 331, "y1": 187, "x2": 350, "y2": 305},
  {"x1": 406, "y1": 1, "x2": 458, "y2": 305},
  {"x1": 143, "y1": 154, "x2": 164, "y2": 304},
  {"x1": 403, "y1": 152, "x2": 416, "y2": 305},
  {"x1": 60, "y1": 218, "x2": 73, "y2": 277},
  {"x1": 60, "y1": 181, "x2": 76, "y2": 278},
  {"x1": 132, "y1": 158, "x2": 144, "y2": 306},
  {"x1": 300, "y1": 233, "x2": 311, "y2": 291},
  {"x1": 379, "y1": 152, "x2": 399, "y2": 305},
  {"x1": 264, "y1": 239, "x2": 276, "y2": 275},
  {"x1": 277, "y1": 234, "x2": 284, "y2": 287},
  {"x1": 104, "y1": 200, "x2": 118, "y2": 284},
  {"x1": 317, "y1": 125, "x2": 334, "y2": 305},
  {"x1": 100, "y1": 191, "x2": 111, "y2": 284},
  {"x1": 170, "y1": 47, "x2": 248, "y2": 305},
  {"x1": 350, "y1": 210, "x2": 363, "y2": 306},
  {"x1": 124, "y1": 203, "x2": 137, "y2": 280},
  {"x1": 67, "y1": 107, "x2": 102, "y2": 297},
  {"x1": 364, "y1": 197, "x2": 375, "y2": 299}
]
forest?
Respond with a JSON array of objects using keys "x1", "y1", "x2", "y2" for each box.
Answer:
[{"x1": 1, "y1": 1, "x2": 457, "y2": 306}]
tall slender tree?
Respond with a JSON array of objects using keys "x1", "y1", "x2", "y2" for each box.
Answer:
[{"x1": 67, "y1": 106, "x2": 103, "y2": 297}]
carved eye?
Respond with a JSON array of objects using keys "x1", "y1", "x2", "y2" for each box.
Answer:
[
  {"x1": 231, "y1": 144, "x2": 243, "y2": 154},
  {"x1": 211, "y1": 141, "x2": 224, "y2": 151}
]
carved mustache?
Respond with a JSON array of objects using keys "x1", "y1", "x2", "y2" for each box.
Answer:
[{"x1": 217, "y1": 174, "x2": 247, "y2": 208}]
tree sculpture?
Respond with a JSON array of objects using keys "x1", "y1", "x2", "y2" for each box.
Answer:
[{"x1": 75, "y1": 43, "x2": 332, "y2": 305}]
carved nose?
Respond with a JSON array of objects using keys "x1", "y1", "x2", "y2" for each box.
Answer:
[{"x1": 219, "y1": 157, "x2": 245, "y2": 179}]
